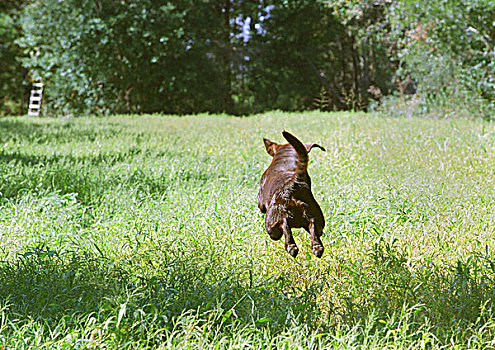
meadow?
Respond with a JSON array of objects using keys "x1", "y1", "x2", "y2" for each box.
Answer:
[{"x1": 1, "y1": 111, "x2": 495, "y2": 349}]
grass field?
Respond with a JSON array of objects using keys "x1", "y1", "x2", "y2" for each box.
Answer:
[{"x1": 1, "y1": 111, "x2": 495, "y2": 349}]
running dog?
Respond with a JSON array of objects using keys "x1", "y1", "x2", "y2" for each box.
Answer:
[{"x1": 257, "y1": 131, "x2": 325, "y2": 258}]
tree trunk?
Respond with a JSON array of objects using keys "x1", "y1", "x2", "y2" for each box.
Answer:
[
  {"x1": 350, "y1": 33, "x2": 361, "y2": 110},
  {"x1": 361, "y1": 43, "x2": 370, "y2": 111},
  {"x1": 222, "y1": 0, "x2": 233, "y2": 113},
  {"x1": 339, "y1": 38, "x2": 347, "y2": 109}
]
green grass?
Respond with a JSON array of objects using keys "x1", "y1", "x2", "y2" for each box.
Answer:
[{"x1": 1, "y1": 111, "x2": 495, "y2": 348}]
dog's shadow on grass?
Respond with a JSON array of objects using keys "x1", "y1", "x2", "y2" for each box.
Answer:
[
  {"x1": 1, "y1": 242, "x2": 494, "y2": 340},
  {"x1": 0, "y1": 246, "x2": 321, "y2": 335},
  {"x1": 334, "y1": 239, "x2": 495, "y2": 333}
]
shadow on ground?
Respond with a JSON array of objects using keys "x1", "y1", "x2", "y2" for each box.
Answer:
[
  {"x1": 0, "y1": 148, "x2": 212, "y2": 204},
  {"x1": 0, "y1": 245, "x2": 321, "y2": 340},
  {"x1": 328, "y1": 239, "x2": 495, "y2": 332},
  {"x1": 0, "y1": 118, "x2": 126, "y2": 144},
  {"x1": 1, "y1": 242, "x2": 494, "y2": 344}
]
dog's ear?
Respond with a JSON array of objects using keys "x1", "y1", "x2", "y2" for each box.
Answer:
[
  {"x1": 263, "y1": 138, "x2": 278, "y2": 156},
  {"x1": 305, "y1": 143, "x2": 326, "y2": 152}
]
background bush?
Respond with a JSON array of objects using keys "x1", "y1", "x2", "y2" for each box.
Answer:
[
  {"x1": 0, "y1": 0, "x2": 28, "y2": 116},
  {"x1": 391, "y1": 0, "x2": 495, "y2": 119}
]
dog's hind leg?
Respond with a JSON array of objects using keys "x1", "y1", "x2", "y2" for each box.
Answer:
[
  {"x1": 309, "y1": 218, "x2": 324, "y2": 258},
  {"x1": 281, "y1": 219, "x2": 298, "y2": 258}
]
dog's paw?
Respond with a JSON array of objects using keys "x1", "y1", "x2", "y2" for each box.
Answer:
[
  {"x1": 312, "y1": 244, "x2": 324, "y2": 258},
  {"x1": 286, "y1": 244, "x2": 299, "y2": 258}
]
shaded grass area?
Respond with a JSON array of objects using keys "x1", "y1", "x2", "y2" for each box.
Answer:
[
  {"x1": 0, "y1": 246, "x2": 321, "y2": 348},
  {"x1": 1, "y1": 112, "x2": 495, "y2": 348}
]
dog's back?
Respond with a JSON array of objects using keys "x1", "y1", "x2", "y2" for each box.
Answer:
[
  {"x1": 258, "y1": 144, "x2": 298, "y2": 211},
  {"x1": 257, "y1": 131, "x2": 325, "y2": 258}
]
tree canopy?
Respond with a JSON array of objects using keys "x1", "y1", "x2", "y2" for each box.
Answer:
[{"x1": 1, "y1": 0, "x2": 493, "y2": 117}]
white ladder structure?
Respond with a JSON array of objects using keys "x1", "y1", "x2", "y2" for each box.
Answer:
[{"x1": 28, "y1": 82, "x2": 43, "y2": 116}]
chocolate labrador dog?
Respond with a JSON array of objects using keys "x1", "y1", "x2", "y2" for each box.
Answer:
[{"x1": 257, "y1": 131, "x2": 326, "y2": 258}]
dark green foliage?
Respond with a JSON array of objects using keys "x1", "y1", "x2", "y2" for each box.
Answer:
[
  {"x1": 18, "y1": 0, "x2": 237, "y2": 114},
  {"x1": 1, "y1": 0, "x2": 494, "y2": 116},
  {"x1": 248, "y1": 1, "x2": 344, "y2": 111},
  {"x1": 0, "y1": 0, "x2": 28, "y2": 115}
]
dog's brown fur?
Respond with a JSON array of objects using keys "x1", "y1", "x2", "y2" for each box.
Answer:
[{"x1": 257, "y1": 131, "x2": 325, "y2": 258}]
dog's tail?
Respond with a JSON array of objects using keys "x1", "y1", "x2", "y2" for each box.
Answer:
[{"x1": 282, "y1": 131, "x2": 309, "y2": 178}]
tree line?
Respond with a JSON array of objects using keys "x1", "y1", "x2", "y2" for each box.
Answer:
[{"x1": 1, "y1": 0, "x2": 493, "y2": 117}]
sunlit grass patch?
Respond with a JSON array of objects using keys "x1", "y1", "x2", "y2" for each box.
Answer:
[{"x1": 1, "y1": 111, "x2": 495, "y2": 348}]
